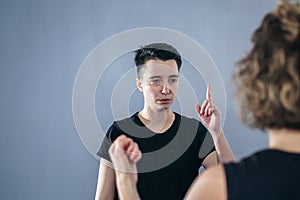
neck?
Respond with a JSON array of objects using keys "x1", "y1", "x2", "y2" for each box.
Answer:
[
  {"x1": 139, "y1": 108, "x2": 174, "y2": 133},
  {"x1": 140, "y1": 108, "x2": 172, "y2": 121},
  {"x1": 269, "y1": 128, "x2": 300, "y2": 153}
]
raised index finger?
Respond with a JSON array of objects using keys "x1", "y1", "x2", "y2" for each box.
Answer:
[{"x1": 206, "y1": 84, "x2": 212, "y2": 101}]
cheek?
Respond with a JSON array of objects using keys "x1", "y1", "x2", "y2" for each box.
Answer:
[
  {"x1": 172, "y1": 85, "x2": 179, "y2": 93},
  {"x1": 170, "y1": 84, "x2": 178, "y2": 94},
  {"x1": 143, "y1": 87, "x2": 159, "y2": 98}
]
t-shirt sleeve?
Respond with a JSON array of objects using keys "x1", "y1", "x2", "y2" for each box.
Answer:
[
  {"x1": 196, "y1": 122, "x2": 216, "y2": 160},
  {"x1": 96, "y1": 122, "x2": 121, "y2": 162}
]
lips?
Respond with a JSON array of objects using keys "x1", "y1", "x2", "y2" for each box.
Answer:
[{"x1": 157, "y1": 99, "x2": 172, "y2": 104}]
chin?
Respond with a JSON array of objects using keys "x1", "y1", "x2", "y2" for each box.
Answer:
[{"x1": 159, "y1": 106, "x2": 171, "y2": 111}]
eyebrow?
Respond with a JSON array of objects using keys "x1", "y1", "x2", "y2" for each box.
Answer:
[
  {"x1": 149, "y1": 75, "x2": 179, "y2": 79},
  {"x1": 149, "y1": 76, "x2": 162, "y2": 79},
  {"x1": 169, "y1": 75, "x2": 179, "y2": 78}
]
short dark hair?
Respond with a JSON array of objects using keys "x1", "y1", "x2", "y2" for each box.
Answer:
[
  {"x1": 233, "y1": 1, "x2": 300, "y2": 130},
  {"x1": 134, "y1": 43, "x2": 182, "y2": 79}
]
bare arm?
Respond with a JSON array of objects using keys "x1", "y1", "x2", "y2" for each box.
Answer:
[
  {"x1": 115, "y1": 175, "x2": 141, "y2": 200},
  {"x1": 197, "y1": 85, "x2": 235, "y2": 167},
  {"x1": 95, "y1": 158, "x2": 116, "y2": 200},
  {"x1": 184, "y1": 165, "x2": 227, "y2": 200},
  {"x1": 212, "y1": 130, "x2": 235, "y2": 163},
  {"x1": 109, "y1": 135, "x2": 142, "y2": 200},
  {"x1": 202, "y1": 130, "x2": 235, "y2": 168}
]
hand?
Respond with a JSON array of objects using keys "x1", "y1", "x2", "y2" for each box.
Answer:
[
  {"x1": 109, "y1": 135, "x2": 142, "y2": 184},
  {"x1": 196, "y1": 84, "x2": 221, "y2": 139}
]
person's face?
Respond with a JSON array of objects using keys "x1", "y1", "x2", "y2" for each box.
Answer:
[{"x1": 136, "y1": 59, "x2": 179, "y2": 112}]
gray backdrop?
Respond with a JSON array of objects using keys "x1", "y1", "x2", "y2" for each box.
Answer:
[{"x1": 1, "y1": 0, "x2": 274, "y2": 199}]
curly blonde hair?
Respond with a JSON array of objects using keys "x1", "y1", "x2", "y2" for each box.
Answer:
[{"x1": 233, "y1": 1, "x2": 300, "y2": 130}]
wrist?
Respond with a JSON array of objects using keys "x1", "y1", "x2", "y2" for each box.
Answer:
[
  {"x1": 116, "y1": 174, "x2": 140, "y2": 200},
  {"x1": 116, "y1": 173, "x2": 136, "y2": 186},
  {"x1": 210, "y1": 130, "x2": 223, "y2": 142}
]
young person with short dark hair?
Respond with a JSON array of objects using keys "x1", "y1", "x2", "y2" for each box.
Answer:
[{"x1": 95, "y1": 43, "x2": 235, "y2": 200}]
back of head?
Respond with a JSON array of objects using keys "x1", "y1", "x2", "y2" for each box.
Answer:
[
  {"x1": 233, "y1": 0, "x2": 300, "y2": 130},
  {"x1": 134, "y1": 43, "x2": 182, "y2": 79}
]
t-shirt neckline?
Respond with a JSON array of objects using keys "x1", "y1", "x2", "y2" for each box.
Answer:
[{"x1": 132, "y1": 111, "x2": 180, "y2": 135}]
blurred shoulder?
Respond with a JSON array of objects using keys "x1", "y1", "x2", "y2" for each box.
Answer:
[{"x1": 185, "y1": 165, "x2": 227, "y2": 200}]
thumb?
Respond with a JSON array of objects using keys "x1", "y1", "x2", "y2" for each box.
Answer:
[{"x1": 195, "y1": 104, "x2": 201, "y2": 114}]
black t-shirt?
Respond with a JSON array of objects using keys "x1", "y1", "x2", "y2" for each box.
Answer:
[
  {"x1": 97, "y1": 112, "x2": 215, "y2": 200},
  {"x1": 224, "y1": 149, "x2": 300, "y2": 200}
]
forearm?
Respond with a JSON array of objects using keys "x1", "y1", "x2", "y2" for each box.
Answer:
[
  {"x1": 116, "y1": 174, "x2": 141, "y2": 200},
  {"x1": 95, "y1": 161, "x2": 116, "y2": 200},
  {"x1": 212, "y1": 130, "x2": 235, "y2": 163}
]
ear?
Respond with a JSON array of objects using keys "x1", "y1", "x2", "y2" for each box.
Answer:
[{"x1": 136, "y1": 78, "x2": 143, "y2": 92}]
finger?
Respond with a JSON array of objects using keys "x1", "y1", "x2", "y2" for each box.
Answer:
[
  {"x1": 200, "y1": 100, "x2": 209, "y2": 115},
  {"x1": 207, "y1": 105, "x2": 215, "y2": 116},
  {"x1": 195, "y1": 104, "x2": 201, "y2": 114},
  {"x1": 132, "y1": 142, "x2": 142, "y2": 161},
  {"x1": 117, "y1": 136, "x2": 134, "y2": 152},
  {"x1": 130, "y1": 143, "x2": 140, "y2": 162},
  {"x1": 125, "y1": 138, "x2": 135, "y2": 153},
  {"x1": 204, "y1": 102, "x2": 212, "y2": 116},
  {"x1": 114, "y1": 135, "x2": 128, "y2": 150},
  {"x1": 133, "y1": 149, "x2": 142, "y2": 163},
  {"x1": 208, "y1": 107, "x2": 212, "y2": 116},
  {"x1": 128, "y1": 142, "x2": 137, "y2": 157},
  {"x1": 130, "y1": 142, "x2": 140, "y2": 158},
  {"x1": 131, "y1": 148, "x2": 142, "y2": 163},
  {"x1": 115, "y1": 134, "x2": 127, "y2": 142},
  {"x1": 206, "y1": 84, "x2": 212, "y2": 101},
  {"x1": 113, "y1": 137, "x2": 133, "y2": 159}
]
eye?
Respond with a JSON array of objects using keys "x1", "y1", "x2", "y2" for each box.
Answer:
[
  {"x1": 150, "y1": 79, "x2": 162, "y2": 86},
  {"x1": 169, "y1": 78, "x2": 178, "y2": 83},
  {"x1": 152, "y1": 79, "x2": 160, "y2": 83}
]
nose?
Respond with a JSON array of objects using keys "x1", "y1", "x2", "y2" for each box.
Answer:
[{"x1": 161, "y1": 84, "x2": 170, "y2": 94}]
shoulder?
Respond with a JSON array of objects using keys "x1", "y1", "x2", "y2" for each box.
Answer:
[
  {"x1": 176, "y1": 114, "x2": 209, "y2": 143},
  {"x1": 175, "y1": 113, "x2": 204, "y2": 128},
  {"x1": 184, "y1": 165, "x2": 227, "y2": 200},
  {"x1": 106, "y1": 115, "x2": 136, "y2": 140},
  {"x1": 108, "y1": 113, "x2": 145, "y2": 141},
  {"x1": 178, "y1": 113, "x2": 207, "y2": 129},
  {"x1": 114, "y1": 112, "x2": 140, "y2": 128},
  {"x1": 224, "y1": 149, "x2": 287, "y2": 175},
  {"x1": 176, "y1": 113, "x2": 197, "y2": 122}
]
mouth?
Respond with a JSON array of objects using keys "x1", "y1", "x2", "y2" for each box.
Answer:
[{"x1": 157, "y1": 98, "x2": 172, "y2": 104}]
